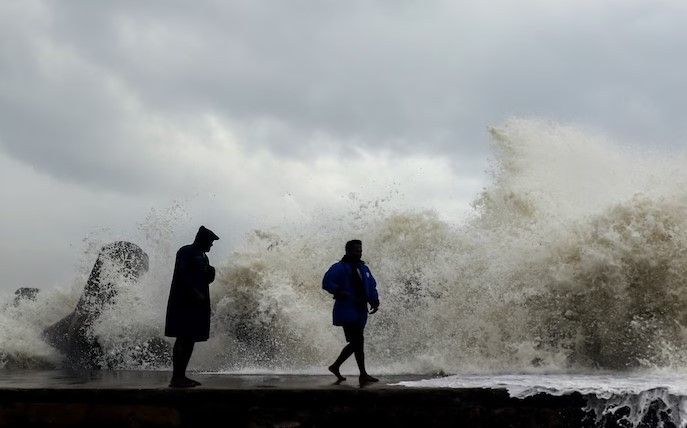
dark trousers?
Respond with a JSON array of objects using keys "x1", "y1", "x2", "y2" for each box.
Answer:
[
  {"x1": 343, "y1": 324, "x2": 364, "y2": 348},
  {"x1": 332, "y1": 323, "x2": 367, "y2": 374}
]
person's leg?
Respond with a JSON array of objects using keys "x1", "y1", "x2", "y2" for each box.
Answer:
[
  {"x1": 350, "y1": 326, "x2": 365, "y2": 374},
  {"x1": 352, "y1": 326, "x2": 378, "y2": 383},
  {"x1": 170, "y1": 338, "x2": 199, "y2": 387},
  {"x1": 172, "y1": 338, "x2": 183, "y2": 379},
  {"x1": 328, "y1": 326, "x2": 356, "y2": 381},
  {"x1": 172, "y1": 338, "x2": 192, "y2": 377}
]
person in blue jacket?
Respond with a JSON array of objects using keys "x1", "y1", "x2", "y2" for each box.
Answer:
[{"x1": 322, "y1": 239, "x2": 380, "y2": 383}]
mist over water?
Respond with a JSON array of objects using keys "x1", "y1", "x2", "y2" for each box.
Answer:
[{"x1": 3, "y1": 118, "x2": 687, "y2": 375}]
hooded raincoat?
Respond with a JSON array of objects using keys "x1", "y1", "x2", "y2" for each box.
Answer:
[{"x1": 164, "y1": 227, "x2": 218, "y2": 341}]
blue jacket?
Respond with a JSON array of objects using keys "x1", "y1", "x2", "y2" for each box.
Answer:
[{"x1": 322, "y1": 260, "x2": 379, "y2": 326}]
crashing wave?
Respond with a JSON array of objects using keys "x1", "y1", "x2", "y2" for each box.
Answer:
[{"x1": 3, "y1": 118, "x2": 687, "y2": 373}]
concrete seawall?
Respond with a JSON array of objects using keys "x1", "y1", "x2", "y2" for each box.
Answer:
[{"x1": 0, "y1": 371, "x2": 588, "y2": 427}]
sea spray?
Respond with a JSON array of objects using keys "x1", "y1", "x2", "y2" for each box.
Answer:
[
  {"x1": 3, "y1": 118, "x2": 687, "y2": 374},
  {"x1": 85, "y1": 206, "x2": 188, "y2": 368},
  {"x1": 202, "y1": 120, "x2": 687, "y2": 372},
  {"x1": 0, "y1": 207, "x2": 186, "y2": 369},
  {"x1": 0, "y1": 285, "x2": 76, "y2": 368}
]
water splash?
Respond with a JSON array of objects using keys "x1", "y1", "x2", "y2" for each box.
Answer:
[
  {"x1": 3, "y1": 118, "x2": 687, "y2": 375},
  {"x1": 203, "y1": 119, "x2": 687, "y2": 372}
]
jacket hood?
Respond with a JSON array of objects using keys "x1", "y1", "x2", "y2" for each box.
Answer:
[{"x1": 194, "y1": 225, "x2": 219, "y2": 245}]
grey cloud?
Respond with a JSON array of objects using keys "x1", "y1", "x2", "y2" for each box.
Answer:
[{"x1": 2, "y1": 0, "x2": 687, "y2": 192}]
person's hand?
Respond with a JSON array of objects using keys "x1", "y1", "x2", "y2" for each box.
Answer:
[
  {"x1": 206, "y1": 265, "x2": 216, "y2": 284},
  {"x1": 369, "y1": 302, "x2": 379, "y2": 314}
]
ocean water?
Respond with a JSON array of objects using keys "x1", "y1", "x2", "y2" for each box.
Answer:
[
  {"x1": 399, "y1": 373, "x2": 687, "y2": 427},
  {"x1": 3, "y1": 118, "x2": 687, "y2": 426}
]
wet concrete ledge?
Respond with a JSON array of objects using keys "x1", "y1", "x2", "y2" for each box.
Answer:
[{"x1": 0, "y1": 371, "x2": 587, "y2": 427}]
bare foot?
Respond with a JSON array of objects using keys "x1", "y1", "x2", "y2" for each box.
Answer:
[
  {"x1": 359, "y1": 374, "x2": 379, "y2": 384},
  {"x1": 185, "y1": 377, "x2": 202, "y2": 386},
  {"x1": 169, "y1": 377, "x2": 198, "y2": 388},
  {"x1": 328, "y1": 365, "x2": 346, "y2": 381}
]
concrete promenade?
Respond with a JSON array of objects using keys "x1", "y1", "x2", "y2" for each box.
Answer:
[{"x1": 0, "y1": 370, "x2": 587, "y2": 427}]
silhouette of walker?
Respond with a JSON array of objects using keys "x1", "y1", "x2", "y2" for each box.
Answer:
[
  {"x1": 323, "y1": 240, "x2": 380, "y2": 384},
  {"x1": 165, "y1": 226, "x2": 219, "y2": 388}
]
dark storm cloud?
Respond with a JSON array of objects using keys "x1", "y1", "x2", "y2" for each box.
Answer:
[
  {"x1": 2, "y1": 0, "x2": 687, "y2": 192},
  {"x1": 3, "y1": 0, "x2": 687, "y2": 292}
]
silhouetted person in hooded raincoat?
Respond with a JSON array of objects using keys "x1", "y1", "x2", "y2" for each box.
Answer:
[
  {"x1": 323, "y1": 239, "x2": 380, "y2": 384},
  {"x1": 165, "y1": 226, "x2": 219, "y2": 388}
]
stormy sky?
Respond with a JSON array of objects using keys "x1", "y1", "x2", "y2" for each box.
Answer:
[{"x1": 2, "y1": 0, "x2": 687, "y2": 291}]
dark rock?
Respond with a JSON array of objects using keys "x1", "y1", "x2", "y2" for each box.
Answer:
[{"x1": 43, "y1": 242, "x2": 169, "y2": 369}]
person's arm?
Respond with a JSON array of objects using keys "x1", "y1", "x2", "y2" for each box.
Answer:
[
  {"x1": 206, "y1": 265, "x2": 216, "y2": 284},
  {"x1": 322, "y1": 264, "x2": 350, "y2": 299},
  {"x1": 367, "y1": 269, "x2": 380, "y2": 314},
  {"x1": 183, "y1": 252, "x2": 208, "y2": 302},
  {"x1": 202, "y1": 253, "x2": 215, "y2": 284}
]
